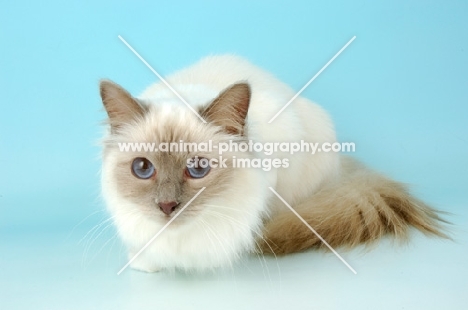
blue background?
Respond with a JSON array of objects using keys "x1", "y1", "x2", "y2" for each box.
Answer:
[{"x1": 1, "y1": 1, "x2": 467, "y2": 309}]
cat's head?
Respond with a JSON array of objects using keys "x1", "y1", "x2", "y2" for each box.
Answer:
[{"x1": 99, "y1": 80, "x2": 255, "y2": 226}]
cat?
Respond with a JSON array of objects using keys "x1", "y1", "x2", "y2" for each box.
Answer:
[{"x1": 99, "y1": 55, "x2": 447, "y2": 272}]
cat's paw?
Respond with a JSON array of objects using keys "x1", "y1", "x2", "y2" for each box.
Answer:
[
  {"x1": 131, "y1": 264, "x2": 162, "y2": 273},
  {"x1": 128, "y1": 254, "x2": 162, "y2": 273}
]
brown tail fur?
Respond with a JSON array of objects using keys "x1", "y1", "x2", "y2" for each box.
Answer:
[{"x1": 259, "y1": 157, "x2": 449, "y2": 255}]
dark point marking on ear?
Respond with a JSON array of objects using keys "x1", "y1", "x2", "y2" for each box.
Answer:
[
  {"x1": 201, "y1": 82, "x2": 251, "y2": 136},
  {"x1": 99, "y1": 80, "x2": 147, "y2": 132}
]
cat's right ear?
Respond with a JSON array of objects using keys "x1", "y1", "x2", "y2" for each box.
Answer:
[
  {"x1": 201, "y1": 83, "x2": 251, "y2": 136},
  {"x1": 99, "y1": 80, "x2": 147, "y2": 132}
]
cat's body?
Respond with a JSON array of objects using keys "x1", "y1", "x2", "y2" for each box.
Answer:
[{"x1": 100, "y1": 55, "x2": 446, "y2": 272}]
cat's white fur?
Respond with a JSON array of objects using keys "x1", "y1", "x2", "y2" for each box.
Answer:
[{"x1": 101, "y1": 55, "x2": 339, "y2": 271}]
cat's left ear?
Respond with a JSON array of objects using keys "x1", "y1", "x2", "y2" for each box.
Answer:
[
  {"x1": 99, "y1": 80, "x2": 147, "y2": 132},
  {"x1": 201, "y1": 83, "x2": 251, "y2": 136}
]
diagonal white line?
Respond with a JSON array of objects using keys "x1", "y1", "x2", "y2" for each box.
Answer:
[
  {"x1": 117, "y1": 187, "x2": 206, "y2": 275},
  {"x1": 117, "y1": 35, "x2": 207, "y2": 123},
  {"x1": 268, "y1": 36, "x2": 356, "y2": 123},
  {"x1": 268, "y1": 187, "x2": 357, "y2": 274}
]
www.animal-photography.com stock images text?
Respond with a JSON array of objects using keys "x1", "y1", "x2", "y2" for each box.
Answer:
[{"x1": 1, "y1": 1, "x2": 467, "y2": 310}]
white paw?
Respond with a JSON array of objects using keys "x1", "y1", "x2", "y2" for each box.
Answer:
[{"x1": 128, "y1": 254, "x2": 162, "y2": 273}]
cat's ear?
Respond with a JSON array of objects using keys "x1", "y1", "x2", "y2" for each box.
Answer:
[
  {"x1": 201, "y1": 83, "x2": 251, "y2": 135},
  {"x1": 99, "y1": 80, "x2": 147, "y2": 132}
]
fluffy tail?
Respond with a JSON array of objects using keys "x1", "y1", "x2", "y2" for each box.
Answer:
[{"x1": 259, "y1": 157, "x2": 449, "y2": 255}]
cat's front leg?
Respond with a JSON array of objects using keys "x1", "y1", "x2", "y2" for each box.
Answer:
[{"x1": 127, "y1": 251, "x2": 162, "y2": 273}]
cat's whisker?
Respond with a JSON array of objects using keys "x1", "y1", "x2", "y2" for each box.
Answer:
[
  {"x1": 201, "y1": 209, "x2": 281, "y2": 283},
  {"x1": 79, "y1": 216, "x2": 115, "y2": 267},
  {"x1": 79, "y1": 210, "x2": 138, "y2": 268},
  {"x1": 66, "y1": 209, "x2": 106, "y2": 242},
  {"x1": 89, "y1": 229, "x2": 120, "y2": 267},
  {"x1": 106, "y1": 231, "x2": 121, "y2": 267},
  {"x1": 201, "y1": 209, "x2": 254, "y2": 237},
  {"x1": 201, "y1": 212, "x2": 275, "y2": 285},
  {"x1": 79, "y1": 215, "x2": 117, "y2": 245},
  {"x1": 197, "y1": 218, "x2": 235, "y2": 271},
  {"x1": 195, "y1": 221, "x2": 221, "y2": 272},
  {"x1": 201, "y1": 207, "x2": 277, "y2": 255},
  {"x1": 200, "y1": 218, "x2": 237, "y2": 267},
  {"x1": 82, "y1": 220, "x2": 115, "y2": 268}
]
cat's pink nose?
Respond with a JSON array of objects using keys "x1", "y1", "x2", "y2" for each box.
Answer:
[{"x1": 158, "y1": 201, "x2": 179, "y2": 215}]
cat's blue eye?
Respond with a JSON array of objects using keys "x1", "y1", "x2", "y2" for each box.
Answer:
[
  {"x1": 186, "y1": 157, "x2": 211, "y2": 179},
  {"x1": 131, "y1": 157, "x2": 155, "y2": 179}
]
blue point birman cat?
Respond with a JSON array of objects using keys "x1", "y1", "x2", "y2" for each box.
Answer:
[{"x1": 99, "y1": 55, "x2": 448, "y2": 272}]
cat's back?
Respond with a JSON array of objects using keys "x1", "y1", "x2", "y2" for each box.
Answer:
[
  {"x1": 141, "y1": 55, "x2": 295, "y2": 104},
  {"x1": 172, "y1": 55, "x2": 288, "y2": 90}
]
